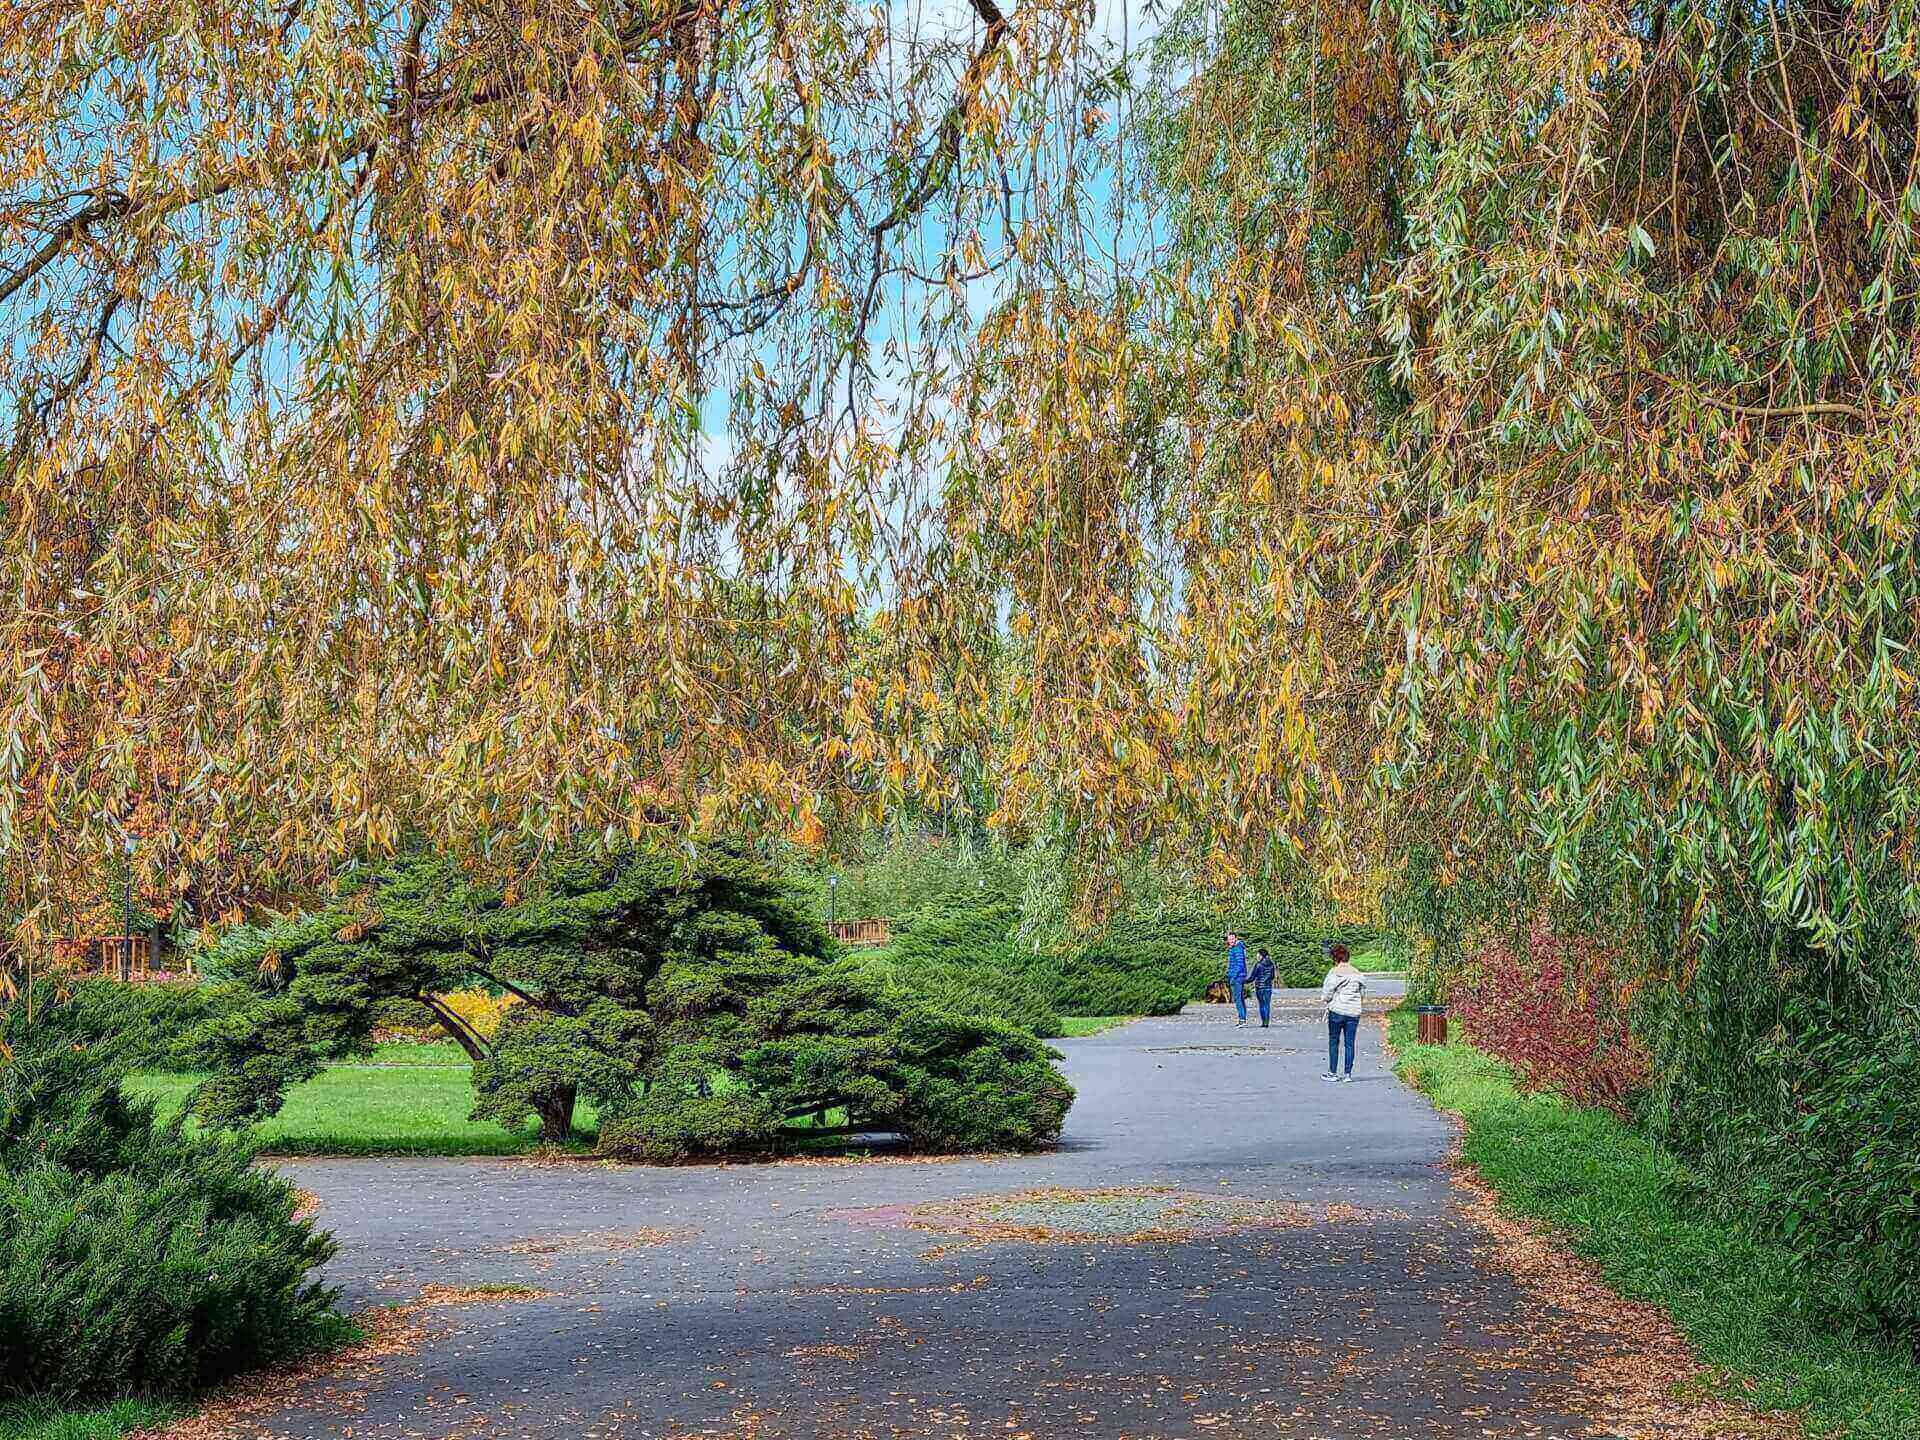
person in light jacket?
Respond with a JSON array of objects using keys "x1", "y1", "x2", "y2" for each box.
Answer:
[{"x1": 1320, "y1": 943, "x2": 1366, "y2": 1082}]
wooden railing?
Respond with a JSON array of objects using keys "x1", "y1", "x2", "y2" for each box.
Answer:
[
  {"x1": 829, "y1": 918, "x2": 890, "y2": 948},
  {"x1": 94, "y1": 934, "x2": 155, "y2": 982}
]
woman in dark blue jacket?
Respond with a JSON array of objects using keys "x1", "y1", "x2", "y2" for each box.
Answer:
[{"x1": 1250, "y1": 948, "x2": 1276, "y2": 1027}]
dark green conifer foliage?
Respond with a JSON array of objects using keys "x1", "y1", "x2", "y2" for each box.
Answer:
[
  {"x1": 192, "y1": 846, "x2": 1073, "y2": 1157},
  {"x1": 0, "y1": 1028, "x2": 338, "y2": 1402}
]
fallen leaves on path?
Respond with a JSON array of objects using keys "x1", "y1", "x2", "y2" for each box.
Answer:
[
  {"x1": 505, "y1": 1226, "x2": 690, "y2": 1255},
  {"x1": 1453, "y1": 1162, "x2": 1798, "y2": 1439},
  {"x1": 830, "y1": 1186, "x2": 1394, "y2": 1257},
  {"x1": 130, "y1": 1283, "x2": 553, "y2": 1440},
  {"x1": 789, "y1": 1274, "x2": 993, "y2": 1297}
]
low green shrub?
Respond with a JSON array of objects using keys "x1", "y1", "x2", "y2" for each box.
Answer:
[
  {"x1": 877, "y1": 898, "x2": 1398, "y2": 1019},
  {"x1": 1045, "y1": 912, "x2": 1394, "y2": 1016},
  {"x1": 0, "y1": 1027, "x2": 340, "y2": 1404},
  {"x1": 874, "y1": 902, "x2": 1063, "y2": 1037},
  {"x1": 597, "y1": 965, "x2": 1073, "y2": 1159},
  {"x1": 1038, "y1": 937, "x2": 1210, "y2": 1016},
  {"x1": 186, "y1": 844, "x2": 1075, "y2": 1160},
  {"x1": 24, "y1": 979, "x2": 253, "y2": 1069}
]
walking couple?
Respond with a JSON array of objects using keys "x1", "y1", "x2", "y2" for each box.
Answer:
[{"x1": 1224, "y1": 934, "x2": 1368, "y2": 1080}]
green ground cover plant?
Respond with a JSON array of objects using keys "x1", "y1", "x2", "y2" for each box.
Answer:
[
  {"x1": 873, "y1": 901, "x2": 1064, "y2": 1037},
  {"x1": 27, "y1": 979, "x2": 254, "y2": 1069},
  {"x1": 1392, "y1": 1011, "x2": 1920, "y2": 1440},
  {"x1": 1046, "y1": 912, "x2": 1393, "y2": 1016},
  {"x1": 874, "y1": 890, "x2": 1402, "y2": 1021},
  {"x1": 0, "y1": 1397, "x2": 176, "y2": 1440}
]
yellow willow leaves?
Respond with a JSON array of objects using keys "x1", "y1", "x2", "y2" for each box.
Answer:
[{"x1": 0, "y1": 0, "x2": 1112, "y2": 938}]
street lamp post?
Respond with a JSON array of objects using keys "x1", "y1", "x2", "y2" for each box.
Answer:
[
  {"x1": 828, "y1": 875, "x2": 838, "y2": 928},
  {"x1": 121, "y1": 835, "x2": 138, "y2": 980}
]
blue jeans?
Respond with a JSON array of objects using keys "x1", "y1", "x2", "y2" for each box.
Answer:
[
  {"x1": 1255, "y1": 983, "x2": 1273, "y2": 1026},
  {"x1": 1229, "y1": 975, "x2": 1247, "y2": 1020},
  {"x1": 1328, "y1": 1012, "x2": 1360, "y2": 1074}
]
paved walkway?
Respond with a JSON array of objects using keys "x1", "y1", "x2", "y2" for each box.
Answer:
[{"x1": 250, "y1": 1007, "x2": 1600, "y2": 1439}]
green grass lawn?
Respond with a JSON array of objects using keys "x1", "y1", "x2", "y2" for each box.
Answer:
[
  {"x1": 0, "y1": 1398, "x2": 175, "y2": 1440},
  {"x1": 1391, "y1": 1010, "x2": 1920, "y2": 1440},
  {"x1": 1059, "y1": 1015, "x2": 1131, "y2": 1036},
  {"x1": 124, "y1": 1043, "x2": 860, "y2": 1156},
  {"x1": 353, "y1": 1039, "x2": 473, "y2": 1064},
  {"x1": 124, "y1": 1057, "x2": 596, "y2": 1156},
  {"x1": 1348, "y1": 938, "x2": 1405, "y2": 972}
]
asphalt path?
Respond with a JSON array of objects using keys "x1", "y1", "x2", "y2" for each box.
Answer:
[{"x1": 254, "y1": 1003, "x2": 1602, "y2": 1440}]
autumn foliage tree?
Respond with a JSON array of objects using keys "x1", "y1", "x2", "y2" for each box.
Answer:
[
  {"x1": 1114, "y1": 0, "x2": 1920, "y2": 1333},
  {"x1": 8, "y1": 0, "x2": 1920, "y2": 1332},
  {"x1": 0, "y1": 0, "x2": 1112, "y2": 938}
]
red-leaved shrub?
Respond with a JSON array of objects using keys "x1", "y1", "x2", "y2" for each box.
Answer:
[{"x1": 1452, "y1": 919, "x2": 1648, "y2": 1116}]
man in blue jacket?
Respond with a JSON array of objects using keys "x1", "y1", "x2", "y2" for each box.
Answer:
[{"x1": 1225, "y1": 932, "x2": 1249, "y2": 1025}]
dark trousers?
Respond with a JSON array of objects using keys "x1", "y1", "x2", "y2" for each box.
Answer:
[
  {"x1": 1255, "y1": 983, "x2": 1273, "y2": 1026},
  {"x1": 1228, "y1": 975, "x2": 1247, "y2": 1020},
  {"x1": 1328, "y1": 1012, "x2": 1360, "y2": 1074}
]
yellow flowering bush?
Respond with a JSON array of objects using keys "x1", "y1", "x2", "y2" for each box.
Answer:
[{"x1": 372, "y1": 988, "x2": 517, "y2": 1042}]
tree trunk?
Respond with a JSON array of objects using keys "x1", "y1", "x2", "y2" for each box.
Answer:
[{"x1": 535, "y1": 1084, "x2": 577, "y2": 1144}]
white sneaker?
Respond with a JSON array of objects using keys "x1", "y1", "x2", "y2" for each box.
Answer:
[
  {"x1": 1339, "y1": 1075, "x2": 1355, "y2": 1084},
  {"x1": 1320, "y1": 1072, "x2": 1338, "y2": 1083}
]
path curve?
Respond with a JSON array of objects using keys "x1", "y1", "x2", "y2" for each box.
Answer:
[{"x1": 230, "y1": 1005, "x2": 1606, "y2": 1439}]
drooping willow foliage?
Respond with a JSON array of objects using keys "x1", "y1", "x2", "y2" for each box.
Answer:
[
  {"x1": 1111, "y1": 0, "x2": 1920, "y2": 1329},
  {"x1": 0, "y1": 0, "x2": 1122, "y2": 932},
  {"x1": 6, "y1": 0, "x2": 1920, "y2": 1315}
]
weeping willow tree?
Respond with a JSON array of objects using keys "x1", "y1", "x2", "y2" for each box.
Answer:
[
  {"x1": 8, "y1": 0, "x2": 1920, "y2": 1316},
  {"x1": 1087, "y1": 0, "x2": 1920, "y2": 1330},
  {"x1": 0, "y1": 0, "x2": 1131, "y2": 934}
]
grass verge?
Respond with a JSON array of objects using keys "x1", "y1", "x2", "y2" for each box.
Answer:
[
  {"x1": 1059, "y1": 1015, "x2": 1131, "y2": 1037},
  {"x1": 1348, "y1": 939, "x2": 1403, "y2": 972},
  {"x1": 1390, "y1": 1009, "x2": 1920, "y2": 1440},
  {"x1": 0, "y1": 1399, "x2": 176, "y2": 1440}
]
